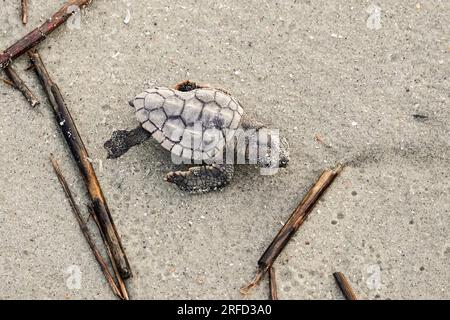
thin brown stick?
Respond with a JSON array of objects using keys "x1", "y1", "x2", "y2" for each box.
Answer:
[
  {"x1": 4, "y1": 65, "x2": 40, "y2": 107},
  {"x1": 269, "y1": 266, "x2": 278, "y2": 300},
  {"x1": 1, "y1": 77, "x2": 15, "y2": 87},
  {"x1": 333, "y1": 272, "x2": 358, "y2": 300},
  {"x1": 21, "y1": 0, "x2": 29, "y2": 25},
  {"x1": 24, "y1": 64, "x2": 35, "y2": 72},
  {"x1": 0, "y1": 0, "x2": 94, "y2": 68},
  {"x1": 50, "y1": 155, "x2": 124, "y2": 300},
  {"x1": 29, "y1": 49, "x2": 132, "y2": 279},
  {"x1": 241, "y1": 164, "x2": 343, "y2": 295},
  {"x1": 88, "y1": 205, "x2": 130, "y2": 300}
]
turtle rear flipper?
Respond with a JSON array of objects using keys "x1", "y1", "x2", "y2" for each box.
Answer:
[
  {"x1": 173, "y1": 80, "x2": 231, "y2": 95},
  {"x1": 173, "y1": 80, "x2": 203, "y2": 92},
  {"x1": 165, "y1": 164, "x2": 234, "y2": 193},
  {"x1": 104, "y1": 126, "x2": 151, "y2": 159}
]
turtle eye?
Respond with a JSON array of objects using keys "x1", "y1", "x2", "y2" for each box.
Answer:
[{"x1": 279, "y1": 158, "x2": 289, "y2": 168}]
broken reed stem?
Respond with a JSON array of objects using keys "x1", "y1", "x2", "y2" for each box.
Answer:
[
  {"x1": 21, "y1": 0, "x2": 29, "y2": 25},
  {"x1": 88, "y1": 205, "x2": 130, "y2": 300},
  {"x1": 0, "y1": 0, "x2": 94, "y2": 68},
  {"x1": 50, "y1": 155, "x2": 124, "y2": 300},
  {"x1": 1, "y1": 77, "x2": 15, "y2": 87},
  {"x1": 269, "y1": 266, "x2": 278, "y2": 300},
  {"x1": 333, "y1": 272, "x2": 358, "y2": 300},
  {"x1": 4, "y1": 65, "x2": 40, "y2": 107},
  {"x1": 28, "y1": 49, "x2": 132, "y2": 279},
  {"x1": 240, "y1": 164, "x2": 343, "y2": 295}
]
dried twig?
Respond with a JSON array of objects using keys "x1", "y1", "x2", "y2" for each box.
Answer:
[
  {"x1": 1, "y1": 77, "x2": 15, "y2": 87},
  {"x1": 269, "y1": 266, "x2": 278, "y2": 300},
  {"x1": 29, "y1": 49, "x2": 132, "y2": 279},
  {"x1": 4, "y1": 65, "x2": 40, "y2": 107},
  {"x1": 50, "y1": 155, "x2": 124, "y2": 299},
  {"x1": 88, "y1": 205, "x2": 130, "y2": 300},
  {"x1": 21, "y1": 0, "x2": 29, "y2": 25},
  {"x1": 240, "y1": 164, "x2": 343, "y2": 295},
  {"x1": 333, "y1": 272, "x2": 358, "y2": 300},
  {"x1": 0, "y1": 0, "x2": 94, "y2": 68}
]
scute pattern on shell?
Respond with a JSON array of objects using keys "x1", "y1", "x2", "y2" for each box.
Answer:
[{"x1": 132, "y1": 87, "x2": 244, "y2": 161}]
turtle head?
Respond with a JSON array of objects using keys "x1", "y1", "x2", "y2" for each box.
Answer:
[
  {"x1": 257, "y1": 135, "x2": 290, "y2": 169},
  {"x1": 278, "y1": 136, "x2": 290, "y2": 168}
]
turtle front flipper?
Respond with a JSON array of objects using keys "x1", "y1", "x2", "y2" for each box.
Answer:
[{"x1": 165, "y1": 164, "x2": 234, "y2": 193}]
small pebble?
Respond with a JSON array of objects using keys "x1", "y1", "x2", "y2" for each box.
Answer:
[{"x1": 124, "y1": 9, "x2": 131, "y2": 24}]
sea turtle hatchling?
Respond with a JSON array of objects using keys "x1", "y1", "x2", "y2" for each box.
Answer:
[{"x1": 104, "y1": 80, "x2": 289, "y2": 193}]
